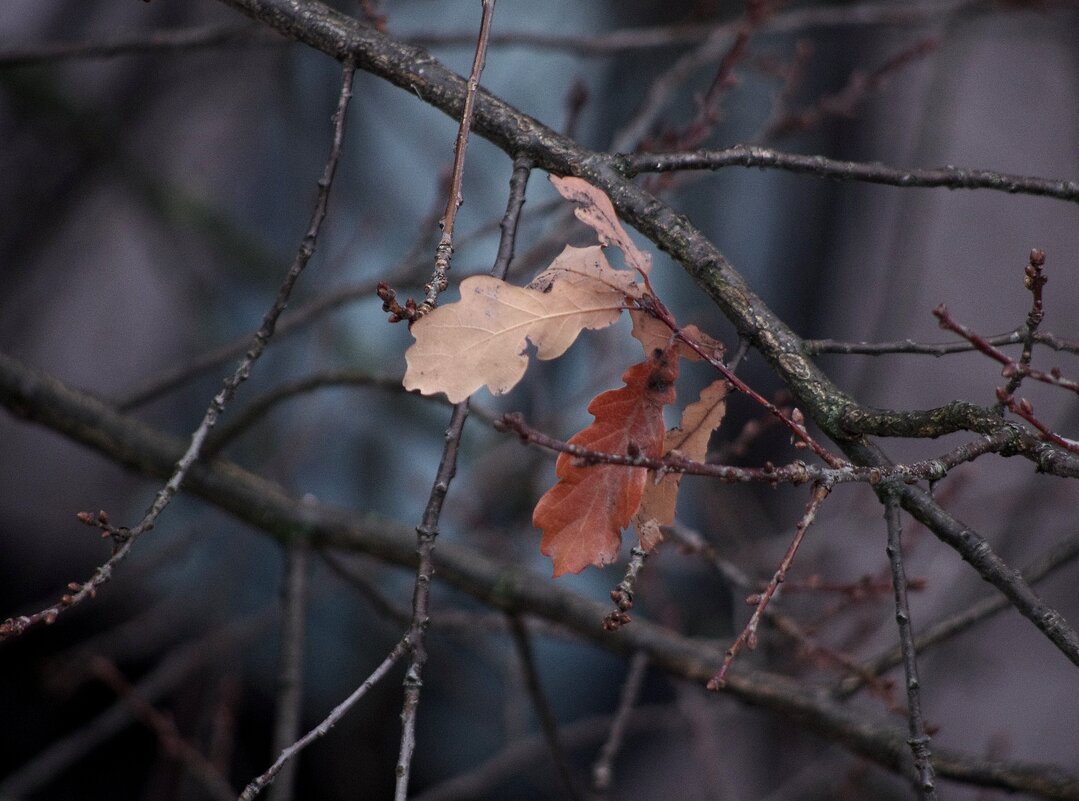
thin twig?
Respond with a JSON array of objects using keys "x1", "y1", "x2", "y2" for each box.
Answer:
[
  {"x1": 591, "y1": 651, "x2": 649, "y2": 797},
  {"x1": 239, "y1": 636, "x2": 410, "y2": 801},
  {"x1": 607, "y1": 0, "x2": 976, "y2": 152},
  {"x1": 0, "y1": 1, "x2": 975, "y2": 69},
  {"x1": 266, "y1": 543, "x2": 309, "y2": 801},
  {"x1": 616, "y1": 144, "x2": 1079, "y2": 206},
  {"x1": 0, "y1": 59, "x2": 357, "y2": 643},
  {"x1": 709, "y1": 482, "x2": 831, "y2": 689},
  {"x1": 495, "y1": 411, "x2": 1012, "y2": 487},
  {"x1": 839, "y1": 529, "x2": 1079, "y2": 698},
  {"x1": 6, "y1": 351, "x2": 1079, "y2": 798},
  {"x1": 883, "y1": 494, "x2": 938, "y2": 800},
  {"x1": 397, "y1": 0, "x2": 495, "y2": 321},
  {"x1": 0, "y1": 24, "x2": 274, "y2": 67},
  {"x1": 413, "y1": 705, "x2": 682, "y2": 801},
  {"x1": 0, "y1": 613, "x2": 273, "y2": 798},
  {"x1": 764, "y1": 36, "x2": 940, "y2": 139},
  {"x1": 603, "y1": 547, "x2": 649, "y2": 631},
  {"x1": 393, "y1": 9, "x2": 506, "y2": 792},
  {"x1": 1002, "y1": 249, "x2": 1049, "y2": 399},
  {"x1": 492, "y1": 154, "x2": 533, "y2": 277},
  {"x1": 508, "y1": 615, "x2": 585, "y2": 801},
  {"x1": 89, "y1": 656, "x2": 237, "y2": 801}
]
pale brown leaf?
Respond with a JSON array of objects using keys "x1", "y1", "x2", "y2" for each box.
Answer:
[
  {"x1": 403, "y1": 245, "x2": 641, "y2": 402},
  {"x1": 635, "y1": 379, "x2": 728, "y2": 545},
  {"x1": 550, "y1": 175, "x2": 652, "y2": 276},
  {"x1": 629, "y1": 312, "x2": 725, "y2": 363}
]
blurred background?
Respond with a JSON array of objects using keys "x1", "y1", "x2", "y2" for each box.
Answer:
[{"x1": 2, "y1": 1, "x2": 1079, "y2": 799}]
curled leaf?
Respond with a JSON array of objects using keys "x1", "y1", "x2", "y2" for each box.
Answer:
[
  {"x1": 629, "y1": 312, "x2": 726, "y2": 363},
  {"x1": 550, "y1": 175, "x2": 652, "y2": 276},
  {"x1": 634, "y1": 378, "x2": 728, "y2": 547}
]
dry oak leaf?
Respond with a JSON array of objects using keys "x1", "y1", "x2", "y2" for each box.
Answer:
[
  {"x1": 628, "y1": 311, "x2": 725, "y2": 363},
  {"x1": 403, "y1": 245, "x2": 642, "y2": 403},
  {"x1": 635, "y1": 378, "x2": 728, "y2": 550},
  {"x1": 533, "y1": 347, "x2": 679, "y2": 576},
  {"x1": 549, "y1": 175, "x2": 652, "y2": 276}
]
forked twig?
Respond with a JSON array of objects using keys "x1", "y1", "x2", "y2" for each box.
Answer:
[
  {"x1": 393, "y1": 17, "x2": 521, "y2": 796},
  {"x1": 239, "y1": 636, "x2": 410, "y2": 801},
  {"x1": 709, "y1": 482, "x2": 831, "y2": 689},
  {"x1": 378, "y1": 0, "x2": 496, "y2": 323}
]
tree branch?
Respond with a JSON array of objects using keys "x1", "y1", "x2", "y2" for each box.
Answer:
[{"x1": 3, "y1": 353, "x2": 1078, "y2": 798}]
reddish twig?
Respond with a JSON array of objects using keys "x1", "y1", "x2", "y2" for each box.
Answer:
[
  {"x1": 89, "y1": 656, "x2": 236, "y2": 801},
  {"x1": 649, "y1": 0, "x2": 772, "y2": 152},
  {"x1": 935, "y1": 304, "x2": 1079, "y2": 397},
  {"x1": 765, "y1": 36, "x2": 939, "y2": 138},
  {"x1": 709, "y1": 482, "x2": 831, "y2": 689}
]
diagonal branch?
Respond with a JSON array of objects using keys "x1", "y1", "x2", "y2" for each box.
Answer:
[
  {"x1": 3, "y1": 353, "x2": 1079, "y2": 799},
  {"x1": 210, "y1": 0, "x2": 1079, "y2": 669}
]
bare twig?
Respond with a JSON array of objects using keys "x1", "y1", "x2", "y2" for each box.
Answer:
[
  {"x1": 0, "y1": 613, "x2": 272, "y2": 798},
  {"x1": 492, "y1": 154, "x2": 533, "y2": 277},
  {"x1": 616, "y1": 144, "x2": 1079, "y2": 205},
  {"x1": 89, "y1": 656, "x2": 237, "y2": 801},
  {"x1": 5, "y1": 353, "x2": 1079, "y2": 798},
  {"x1": 841, "y1": 530, "x2": 1079, "y2": 696},
  {"x1": 805, "y1": 330, "x2": 1079, "y2": 358},
  {"x1": 709, "y1": 482, "x2": 831, "y2": 689},
  {"x1": 508, "y1": 615, "x2": 585, "y2": 801},
  {"x1": 0, "y1": 24, "x2": 274, "y2": 67},
  {"x1": 267, "y1": 543, "x2": 309, "y2": 801},
  {"x1": 1003, "y1": 248, "x2": 1049, "y2": 399},
  {"x1": 603, "y1": 547, "x2": 649, "y2": 631},
  {"x1": 764, "y1": 36, "x2": 939, "y2": 138},
  {"x1": 0, "y1": 3, "x2": 977, "y2": 68},
  {"x1": 379, "y1": 0, "x2": 496, "y2": 323},
  {"x1": 239, "y1": 636, "x2": 410, "y2": 801},
  {"x1": 393, "y1": 10, "x2": 507, "y2": 793},
  {"x1": 607, "y1": 0, "x2": 976, "y2": 151},
  {"x1": 413, "y1": 705, "x2": 683, "y2": 801},
  {"x1": 495, "y1": 411, "x2": 1013, "y2": 487},
  {"x1": 883, "y1": 494, "x2": 938, "y2": 799},
  {"x1": 0, "y1": 59, "x2": 357, "y2": 643},
  {"x1": 591, "y1": 651, "x2": 649, "y2": 796},
  {"x1": 649, "y1": 0, "x2": 771, "y2": 152}
]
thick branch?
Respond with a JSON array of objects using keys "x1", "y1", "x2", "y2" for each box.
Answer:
[
  {"x1": 3, "y1": 355, "x2": 1079, "y2": 799},
  {"x1": 207, "y1": 0, "x2": 1079, "y2": 666}
]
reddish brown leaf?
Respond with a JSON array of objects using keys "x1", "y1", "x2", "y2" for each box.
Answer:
[{"x1": 532, "y1": 347, "x2": 679, "y2": 576}]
